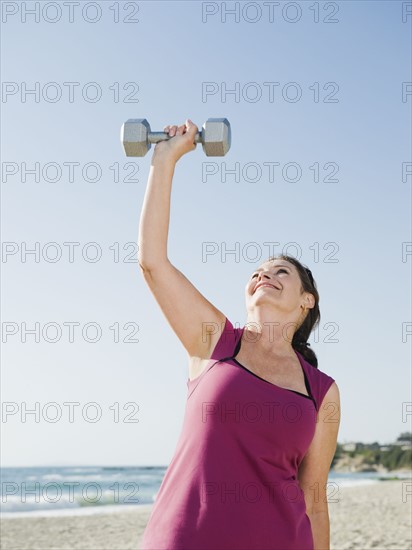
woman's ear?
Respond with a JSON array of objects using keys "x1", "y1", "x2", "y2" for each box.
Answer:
[{"x1": 305, "y1": 293, "x2": 316, "y2": 310}]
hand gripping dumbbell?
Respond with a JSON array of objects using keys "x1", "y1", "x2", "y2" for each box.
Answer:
[{"x1": 121, "y1": 118, "x2": 231, "y2": 157}]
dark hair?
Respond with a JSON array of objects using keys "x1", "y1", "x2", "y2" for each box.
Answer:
[{"x1": 265, "y1": 254, "x2": 320, "y2": 368}]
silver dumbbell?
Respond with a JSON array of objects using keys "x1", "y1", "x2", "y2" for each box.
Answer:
[{"x1": 121, "y1": 118, "x2": 231, "y2": 157}]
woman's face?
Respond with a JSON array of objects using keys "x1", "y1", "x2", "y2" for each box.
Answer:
[{"x1": 245, "y1": 260, "x2": 310, "y2": 314}]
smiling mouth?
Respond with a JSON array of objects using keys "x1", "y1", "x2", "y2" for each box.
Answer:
[{"x1": 254, "y1": 284, "x2": 280, "y2": 293}]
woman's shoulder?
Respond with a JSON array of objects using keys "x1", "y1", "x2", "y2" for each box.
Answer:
[
  {"x1": 209, "y1": 316, "x2": 242, "y2": 361},
  {"x1": 300, "y1": 353, "x2": 337, "y2": 409}
]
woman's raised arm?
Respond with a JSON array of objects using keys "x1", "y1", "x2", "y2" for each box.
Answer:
[{"x1": 138, "y1": 120, "x2": 226, "y2": 359}]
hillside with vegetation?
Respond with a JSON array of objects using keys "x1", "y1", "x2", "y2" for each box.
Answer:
[{"x1": 331, "y1": 432, "x2": 412, "y2": 473}]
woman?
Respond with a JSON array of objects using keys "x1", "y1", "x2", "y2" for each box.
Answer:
[{"x1": 138, "y1": 119, "x2": 341, "y2": 550}]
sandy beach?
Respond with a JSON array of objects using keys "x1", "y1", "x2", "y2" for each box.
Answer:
[{"x1": 1, "y1": 480, "x2": 411, "y2": 550}]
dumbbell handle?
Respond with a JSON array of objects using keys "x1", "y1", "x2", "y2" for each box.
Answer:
[{"x1": 147, "y1": 131, "x2": 203, "y2": 145}]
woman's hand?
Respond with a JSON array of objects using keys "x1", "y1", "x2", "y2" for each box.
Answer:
[{"x1": 152, "y1": 119, "x2": 198, "y2": 164}]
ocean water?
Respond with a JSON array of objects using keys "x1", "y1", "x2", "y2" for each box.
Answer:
[
  {"x1": 1, "y1": 466, "x2": 166, "y2": 517},
  {"x1": 1, "y1": 466, "x2": 410, "y2": 517}
]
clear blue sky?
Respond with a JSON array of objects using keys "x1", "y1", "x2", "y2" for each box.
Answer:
[{"x1": 1, "y1": 0, "x2": 411, "y2": 467}]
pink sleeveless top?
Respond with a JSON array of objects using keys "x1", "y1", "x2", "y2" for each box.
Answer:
[{"x1": 140, "y1": 317, "x2": 336, "y2": 550}]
